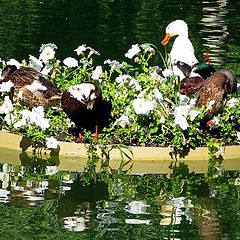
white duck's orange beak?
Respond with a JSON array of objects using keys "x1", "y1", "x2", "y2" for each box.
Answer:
[{"x1": 161, "y1": 33, "x2": 171, "y2": 46}]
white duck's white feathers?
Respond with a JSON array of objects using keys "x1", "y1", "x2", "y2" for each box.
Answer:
[{"x1": 162, "y1": 20, "x2": 199, "y2": 78}]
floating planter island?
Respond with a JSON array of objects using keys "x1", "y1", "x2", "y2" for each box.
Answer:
[{"x1": 1, "y1": 131, "x2": 240, "y2": 174}]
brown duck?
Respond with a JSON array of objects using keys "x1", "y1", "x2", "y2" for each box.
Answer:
[
  {"x1": 61, "y1": 82, "x2": 112, "y2": 141},
  {"x1": 196, "y1": 69, "x2": 237, "y2": 120},
  {"x1": 0, "y1": 65, "x2": 61, "y2": 108}
]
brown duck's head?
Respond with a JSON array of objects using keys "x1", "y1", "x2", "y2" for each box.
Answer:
[
  {"x1": 218, "y1": 69, "x2": 237, "y2": 94},
  {"x1": 1, "y1": 65, "x2": 17, "y2": 80}
]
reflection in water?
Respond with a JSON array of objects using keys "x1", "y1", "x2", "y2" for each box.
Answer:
[
  {"x1": 0, "y1": 154, "x2": 239, "y2": 238},
  {"x1": 199, "y1": 0, "x2": 229, "y2": 65}
]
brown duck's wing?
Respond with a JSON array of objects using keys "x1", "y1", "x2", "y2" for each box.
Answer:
[
  {"x1": 20, "y1": 88, "x2": 61, "y2": 108},
  {"x1": 196, "y1": 73, "x2": 227, "y2": 117},
  {"x1": 2, "y1": 67, "x2": 39, "y2": 89}
]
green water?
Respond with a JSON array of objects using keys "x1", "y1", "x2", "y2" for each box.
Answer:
[
  {"x1": 0, "y1": 157, "x2": 239, "y2": 239},
  {"x1": 0, "y1": 0, "x2": 240, "y2": 74}
]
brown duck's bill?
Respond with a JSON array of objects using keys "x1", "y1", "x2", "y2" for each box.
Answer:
[{"x1": 161, "y1": 33, "x2": 171, "y2": 46}]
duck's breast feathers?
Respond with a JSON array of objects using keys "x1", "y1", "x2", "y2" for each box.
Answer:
[{"x1": 171, "y1": 37, "x2": 198, "y2": 66}]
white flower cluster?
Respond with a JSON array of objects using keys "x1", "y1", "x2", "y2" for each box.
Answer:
[
  {"x1": 173, "y1": 95, "x2": 200, "y2": 130},
  {"x1": 14, "y1": 106, "x2": 50, "y2": 130}
]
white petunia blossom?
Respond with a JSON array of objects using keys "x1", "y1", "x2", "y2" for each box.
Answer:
[
  {"x1": 154, "y1": 88, "x2": 163, "y2": 101},
  {"x1": 189, "y1": 109, "x2": 200, "y2": 121},
  {"x1": 74, "y1": 44, "x2": 87, "y2": 55},
  {"x1": 39, "y1": 43, "x2": 57, "y2": 63},
  {"x1": 0, "y1": 96, "x2": 15, "y2": 125},
  {"x1": 45, "y1": 166, "x2": 58, "y2": 175},
  {"x1": 125, "y1": 44, "x2": 141, "y2": 59},
  {"x1": 0, "y1": 96, "x2": 13, "y2": 114},
  {"x1": 162, "y1": 69, "x2": 174, "y2": 78},
  {"x1": 6, "y1": 59, "x2": 21, "y2": 69},
  {"x1": 115, "y1": 74, "x2": 132, "y2": 85},
  {"x1": 14, "y1": 106, "x2": 50, "y2": 130},
  {"x1": 41, "y1": 62, "x2": 53, "y2": 75},
  {"x1": 129, "y1": 79, "x2": 141, "y2": 91},
  {"x1": 29, "y1": 55, "x2": 43, "y2": 71},
  {"x1": 227, "y1": 97, "x2": 237, "y2": 108},
  {"x1": 0, "y1": 81, "x2": 14, "y2": 93},
  {"x1": 174, "y1": 105, "x2": 191, "y2": 130},
  {"x1": 132, "y1": 98, "x2": 154, "y2": 115},
  {"x1": 46, "y1": 136, "x2": 59, "y2": 149},
  {"x1": 104, "y1": 59, "x2": 124, "y2": 70},
  {"x1": 114, "y1": 114, "x2": 130, "y2": 128},
  {"x1": 91, "y1": 66, "x2": 103, "y2": 80},
  {"x1": 63, "y1": 57, "x2": 78, "y2": 68}
]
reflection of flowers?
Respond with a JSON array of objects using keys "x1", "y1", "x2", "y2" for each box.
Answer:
[
  {"x1": 160, "y1": 197, "x2": 193, "y2": 225},
  {"x1": 125, "y1": 200, "x2": 149, "y2": 214},
  {"x1": 63, "y1": 216, "x2": 86, "y2": 232}
]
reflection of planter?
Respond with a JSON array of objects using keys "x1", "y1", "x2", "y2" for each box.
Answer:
[{"x1": 0, "y1": 131, "x2": 240, "y2": 174}]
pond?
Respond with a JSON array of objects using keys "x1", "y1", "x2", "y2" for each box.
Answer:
[
  {"x1": 0, "y1": 148, "x2": 240, "y2": 239},
  {"x1": 0, "y1": 0, "x2": 240, "y2": 239}
]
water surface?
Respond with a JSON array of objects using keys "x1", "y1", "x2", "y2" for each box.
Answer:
[{"x1": 0, "y1": 0, "x2": 239, "y2": 76}]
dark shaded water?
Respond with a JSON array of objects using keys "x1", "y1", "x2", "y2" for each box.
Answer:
[{"x1": 0, "y1": 0, "x2": 240, "y2": 75}]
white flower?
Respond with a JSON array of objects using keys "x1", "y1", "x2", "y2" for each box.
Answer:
[
  {"x1": 0, "y1": 96, "x2": 13, "y2": 114},
  {"x1": 216, "y1": 147, "x2": 224, "y2": 158},
  {"x1": 91, "y1": 66, "x2": 103, "y2": 80},
  {"x1": 162, "y1": 69, "x2": 174, "y2": 78},
  {"x1": 29, "y1": 55, "x2": 43, "y2": 71},
  {"x1": 38, "y1": 118, "x2": 50, "y2": 130},
  {"x1": 46, "y1": 136, "x2": 59, "y2": 149},
  {"x1": 74, "y1": 44, "x2": 87, "y2": 55},
  {"x1": 125, "y1": 44, "x2": 141, "y2": 59},
  {"x1": 227, "y1": 97, "x2": 237, "y2": 108},
  {"x1": 160, "y1": 116, "x2": 165, "y2": 123},
  {"x1": 104, "y1": 59, "x2": 124, "y2": 70},
  {"x1": 87, "y1": 47, "x2": 100, "y2": 57},
  {"x1": 40, "y1": 62, "x2": 53, "y2": 75},
  {"x1": 6, "y1": 59, "x2": 21, "y2": 69},
  {"x1": 39, "y1": 43, "x2": 57, "y2": 63},
  {"x1": 14, "y1": 118, "x2": 27, "y2": 129},
  {"x1": 4, "y1": 113, "x2": 16, "y2": 126},
  {"x1": 189, "y1": 109, "x2": 200, "y2": 121},
  {"x1": 114, "y1": 114, "x2": 130, "y2": 128},
  {"x1": 129, "y1": 79, "x2": 141, "y2": 91},
  {"x1": 174, "y1": 115, "x2": 189, "y2": 130},
  {"x1": 132, "y1": 98, "x2": 154, "y2": 115},
  {"x1": 115, "y1": 74, "x2": 132, "y2": 84},
  {"x1": 14, "y1": 106, "x2": 50, "y2": 130},
  {"x1": 174, "y1": 105, "x2": 191, "y2": 130},
  {"x1": 63, "y1": 57, "x2": 78, "y2": 68},
  {"x1": 0, "y1": 81, "x2": 14, "y2": 92},
  {"x1": 154, "y1": 88, "x2": 163, "y2": 101}
]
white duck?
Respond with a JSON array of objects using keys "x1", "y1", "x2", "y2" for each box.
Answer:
[{"x1": 161, "y1": 20, "x2": 199, "y2": 79}]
